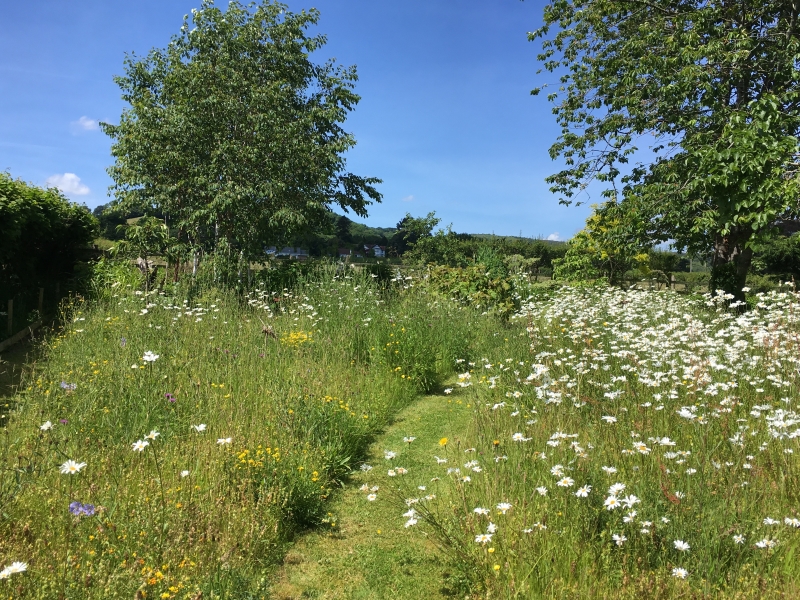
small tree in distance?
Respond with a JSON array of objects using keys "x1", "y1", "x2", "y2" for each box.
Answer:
[{"x1": 102, "y1": 0, "x2": 381, "y2": 267}]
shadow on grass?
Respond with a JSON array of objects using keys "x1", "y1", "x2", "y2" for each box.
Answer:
[{"x1": 0, "y1": 338, "x2": 39, "y2": 426}]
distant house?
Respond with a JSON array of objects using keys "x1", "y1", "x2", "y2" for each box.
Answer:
[
  {"x1": 338, "y1": 248, "x2": 352, "y2": 258},
  {"x1": 266, "y1": 247, "x2": 308, "y2": 260},
  {"x1": 363, "y1": 244, "x2": 386, "y2": 258}
]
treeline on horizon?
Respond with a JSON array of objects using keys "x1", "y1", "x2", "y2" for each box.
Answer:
[
  {"x1": 91, "y1": 203, "x2": 569, "y2": 268},
  {"x1": 3, "y1": 172, "x2": 800, "y2": 312},
  {"x1": 91, "y1": 202, "x2": 800, "y2": 282}
]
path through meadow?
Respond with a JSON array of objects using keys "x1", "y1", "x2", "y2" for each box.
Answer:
[{"x1": 271, "y1": 388, "x2": 474, "y2": 599}]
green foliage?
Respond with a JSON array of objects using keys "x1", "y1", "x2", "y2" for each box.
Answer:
[
  {"x1": 0, "y1": 172, "x2": 97, "y2": 294},
  {"x1": 672, "y1": 271, "x2": 711, "y2": 294},
  {"x1": 102, "y1": 0, "x2": 381, "y2": 262},
  {"x1": 552, "y1": 230, "x2": 601, "y2": 283},
  {"x1": 708, "y1": 260, "x2": 741, "y2": 297},
  {"x1": 364, "y1": 261, "x2": 392, "y2": 286},
  {"x1": 398, "y1": 212, "x2": 565, "y2": 271},
  {"x1": 394, "y1": 212, "x2": 442, "y2": 260},
  {"x1": 251, "y1": 258, "x2": 324, "y2": 292},
  {"x1": 335, "y1": 215, "x2": 353, "y2": 243},
  {"x1": 474, "y1": 246, "x2": 507, "y2": 279},
  {"x1": 531, "y1": 0, "x2": 800, "y2": 297},
  {"x1": 88, "y1": 257, "x2": 144, "y2": 303},
  {"x1": 92, "y1": 203, "x2": 159, "y2": 241},
  {"x1": 404, "y1": 227, "x2": 471, "y2": 268},
  {"x1": 427, "y1": 264, "x2": 518, "y2": 319},
  {"x1": 753, "y1": 235, "x2": 800, "y2": 280},
  {"x1": 288, "y1": 212, "x2": 397, "y2": 258},
  {"x1": 111, "y1": 217, "x2": 169, "y2": 264},
  {"x1": 502, "y1": 253, "x2": 541, "y2": 277},
  {"x1": 552, "y1": 204, "x2": 649, "y2": 284},
  {"x1": 744, "y1": 273, "x2": 781, "y2": 295},
  {"x1": 648, "y1": 251, "x2": 682, "y2": 275}
]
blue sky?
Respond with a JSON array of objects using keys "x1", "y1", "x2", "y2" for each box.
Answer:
[{"x1": 0, "y1": 0, "x2": 596, "y2": 239}]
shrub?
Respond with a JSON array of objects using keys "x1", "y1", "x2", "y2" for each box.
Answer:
[
  {"x1": 0, "y1": 173, "x2": 97, "y2": 294},
  {"x1": 427, "y1": 264, "x2": 518, "y2": 319}
]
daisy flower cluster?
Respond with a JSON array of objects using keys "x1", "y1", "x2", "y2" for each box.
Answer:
[{"x1": 398, "y1": 285, "x2": 800, "y2": 595}]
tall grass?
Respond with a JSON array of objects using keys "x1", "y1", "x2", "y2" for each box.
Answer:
[
  {"x1": 0, "y1": 263, "x2": 493, "y2": 598},
  {"x1": 392, "y1": 284, "x2": 800, "y2": 598}
]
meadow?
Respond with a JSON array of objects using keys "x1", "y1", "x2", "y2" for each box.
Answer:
[
  {"x1": 1, "y1": 261, "x2": 799, "y2": 598},
  {"x1": 381, "y1": 283, "x2": 800, "y2": 598},
  {"x1": 0, "y1": 262, "x2": 498, "y2": 599}
]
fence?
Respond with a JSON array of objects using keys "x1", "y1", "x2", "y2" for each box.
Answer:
[{"x1": 0, "y1": 283, "x2": 62, "y2": 352}]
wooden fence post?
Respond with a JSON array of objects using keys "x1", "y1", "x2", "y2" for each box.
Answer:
[
  {"x1": 38, "y1": 287, "x2": 44, "y2": 314},
  {"x1": 6, "y1": 299, "x2": 12, "y2": 337}
]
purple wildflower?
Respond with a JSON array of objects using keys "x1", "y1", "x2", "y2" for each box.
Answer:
[
  {"x1": 60, "y1": 382, "x2": 77, "y2": 391},
  {"x1": 69, "y1": 501, "x2": 95, "y2": 517},
  {"x1": 120, "y1": 337, "x2": 127, "y2": 348}
]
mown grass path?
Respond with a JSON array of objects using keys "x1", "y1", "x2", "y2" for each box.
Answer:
[{"x1": 271, "y1": 389, "x2": 474, "y2": 599}]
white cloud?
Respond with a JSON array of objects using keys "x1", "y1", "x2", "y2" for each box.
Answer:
[
  {"x1": 45, "y1": 173, "x2": 90, "y2": 196},
  {"x1": 401, "y1": 195, "x2": 414, "y2": 202},
  {"x1": 70, "y1": 116, "x2": 99, "y2": 133},
  {"x1": 546, "y1": 232, "x2": 561, "y2": 241}
]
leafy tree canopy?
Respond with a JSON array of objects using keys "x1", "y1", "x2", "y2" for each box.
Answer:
[
  {"x1": 102, "y1": 0, "x2": 381, "y2": 260},
  {"x1": 531, "y1": 0, "x2": 800, "y2": 296}
]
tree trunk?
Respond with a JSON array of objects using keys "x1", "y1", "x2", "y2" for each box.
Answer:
[{"x1": 709, "y1": 228, "x2": 753, "y2": 301}]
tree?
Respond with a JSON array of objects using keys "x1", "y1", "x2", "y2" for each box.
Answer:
[
  {"x1": 335, "y1": 215, "x2": 353, "y2": 242},
  {"x1": 111, "y1": 217, "x2": 169, "y2": 273},
  {"x1": 394, "y1": 212, "x2": 440, "y2": 254},
  {"x1": 102, "y1": 0, "x2": 381, "y2": 264},
  {"x1": 531, "y1": 0, "x2": 800, "y2": 298},
  {"x1": 552, "y1": 203, "x2": 649, "y2": 284}
]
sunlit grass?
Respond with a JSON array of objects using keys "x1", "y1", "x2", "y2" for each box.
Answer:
[
  {"x1": 0, "y1": 265, "x2": 491, "y2": 598},
  {"x1": 393, "y1": 284, "x2": 800, "y2": 598},
  {"x1": 5, "y1": 265, "x2": 800, "y2": 598}
]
